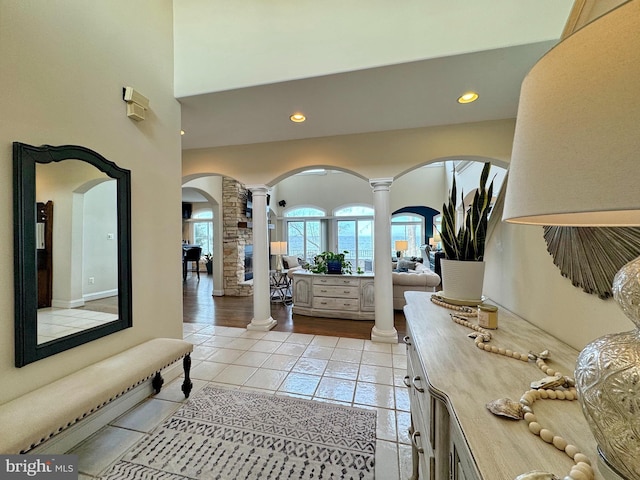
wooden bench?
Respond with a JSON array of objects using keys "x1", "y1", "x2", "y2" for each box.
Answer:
[{"x1": 0, "y1": 338, "x2": 193, "y2": 454}]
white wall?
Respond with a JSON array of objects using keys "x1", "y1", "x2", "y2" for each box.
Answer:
[
  {"x1": 173, "y1": 0, "x2": 573, "y2": 96},
  {"x1": 484, "y1": 220, "x2": 632, "y2": 351},
  {"x1": 83, "y1": 181, "x2": 118, "y2": 300},
  {"x1": 0, "y1": 0, "x2": 182, "y2": 403}
]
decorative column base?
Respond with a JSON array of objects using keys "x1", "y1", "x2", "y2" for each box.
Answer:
[
  {"x1": 371, "y1": 325, "x2": 398, "y2": 344},
  {"x1": 247, "y1": 317, "x2": 277, "y2": 331}
]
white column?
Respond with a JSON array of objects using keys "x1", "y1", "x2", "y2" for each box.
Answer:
[
  {"x1": 246, "y1": 185, "x2": 277, "y2": 331},
  {"x1": 370, "y1": 178, "x2": 398, "y2": 343}
]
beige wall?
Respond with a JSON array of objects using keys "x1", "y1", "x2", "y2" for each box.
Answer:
[
  {"x1": 0, "y1": 0, "x2": 182, "y2": 403},
  {"x1": 182, "y1": 119, "x2": 516, "y2": 185}
]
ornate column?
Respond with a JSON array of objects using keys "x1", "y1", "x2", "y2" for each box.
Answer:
[
  {"x1": 369, "y1": 178, "x2": 397, "y2": 343},
  {"x1": 246, "y1": 185, "x2": 276, "y2": 331}
]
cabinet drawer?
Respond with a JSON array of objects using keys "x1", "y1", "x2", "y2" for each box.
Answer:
[
  {"x1": 313, "y1": 276, "x2": 360, "y2": 287},
  {"x1": 313, "y1": 285, "x2": 359, "y2": 298},
  {"x1": 312, "y1": 297, "x2": 360, "y2": 311}
]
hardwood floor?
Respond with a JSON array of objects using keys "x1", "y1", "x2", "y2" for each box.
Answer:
[{"x1": 183, "y1": 272, "x2": 407, "y2": 341}]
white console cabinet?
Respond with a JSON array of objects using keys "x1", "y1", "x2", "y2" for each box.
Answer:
[
  {"x1": 403, "y1": 292, "x2": 603, "y2": 480},
  {"x1": 291, "y1": 271, "x2": 374, "y2": 320}
]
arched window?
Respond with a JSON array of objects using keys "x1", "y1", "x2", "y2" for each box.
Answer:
[
  {"x1": 285, "y1": 207, "x2": 325, "y2": 217},
  {"x1": 284, "y1": 207, "x2": 326, "y2": 262},
  {"x1": 391, "y1": 214, "x2": 423, "y2": 258},
  {"x1": 334, "y1": 205, "x2": 374, "y2": 271}
]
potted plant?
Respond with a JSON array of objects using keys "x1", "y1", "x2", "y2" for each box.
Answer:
[
  {"x1": 310, "y1": 251, "x2": 353, "y2": 275},
  {"x1": 202, "y1": 252, "x2": 213, "y2": 275},
  {"x1": 438, "y1": 162, "x2": 494, "y2": 303}
]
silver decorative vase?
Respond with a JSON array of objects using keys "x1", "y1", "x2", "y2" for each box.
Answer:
[{"x1": 575, "y1": 256, "x2": 640, "y2": 479}]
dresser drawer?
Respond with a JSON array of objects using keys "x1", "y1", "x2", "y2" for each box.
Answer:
[
  {"x1": 313, "y1": 276, "x2": 360, "y2": 287},
  {"x1": 313, "y1": 285, "x2": 359, "y2": 298},
  {"x1": 312, "y1": 297, "x2": 360, "y2": 311}
]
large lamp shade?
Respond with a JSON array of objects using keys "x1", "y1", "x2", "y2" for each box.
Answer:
[
  {"x1": 503, "y1": 0, "x2": 640, "y2": 227},
  {"x1": 503, "y1": 2, "x2": 640, "y2": 479}
]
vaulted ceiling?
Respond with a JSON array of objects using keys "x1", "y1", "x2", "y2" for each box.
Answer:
[{"x1": 175, "y1": 1, "x2": 575, "y2": 150}]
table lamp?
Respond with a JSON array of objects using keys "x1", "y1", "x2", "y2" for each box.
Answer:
[
  {"x1": 395, "y1": 240, "x2": 408, "y2": 259},
  {"x1": 503, "y1": 2, "x2": 640, "y2": 478},
  {"x1": 432, "y1": 231, "x2": 441, "y2": 251},
  {"x1": 270, "y1": 241, "x2": 287, "y2": 273}
]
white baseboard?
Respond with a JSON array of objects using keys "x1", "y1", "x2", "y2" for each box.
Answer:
[
  {"x1": 30, "y1": 361, "x2": 185, "y2": 454},
  {"x1": 52, "y1": 298, "x2": 85, "y2": 309},
  {"x1": 83, "y1": 289, "x2": 118, "y2": 302},
  {"x1": 213, "y1": 289, "x2": 224, "y2": 296}
]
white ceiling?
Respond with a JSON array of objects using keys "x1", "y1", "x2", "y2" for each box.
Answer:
[{"x1": 175, "y1": 1, "x2": 574, "y2": 151}]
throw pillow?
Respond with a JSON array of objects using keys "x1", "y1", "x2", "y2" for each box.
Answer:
[
  {"x1": 398, "y1": 259, "x2": 416, "y2": 271},
  {"x1": 282, "y1": 255, "x2": 299, "y2": 269}
]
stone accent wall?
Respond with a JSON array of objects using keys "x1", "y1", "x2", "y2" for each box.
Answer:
[{"x1": 222, "y1": 177, "x2": 253, "y2": 296}]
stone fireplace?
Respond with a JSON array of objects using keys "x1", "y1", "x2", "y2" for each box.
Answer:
[{"x1": 222, "y1": 177, "x2": 253, "y2": 296}]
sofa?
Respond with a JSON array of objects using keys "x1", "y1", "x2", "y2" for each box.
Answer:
[{"x1": 392, "y1": 259, "x2": 441, "y2": 309}]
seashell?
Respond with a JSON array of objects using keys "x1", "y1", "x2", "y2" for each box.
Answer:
[
  {"x1": 514, "y1": 471, "x2": 560, "y2": 480},
  {"x1": 530, "y1": 375, "x2": 565, "y2": 390},
  {"x1": 528, "y1": 349, "x2": 551, "y2": 361},
  {"x1": 486, "y1": 398, "x2": 524, "y2": 420},
  {"x1": 468, "y1": 332, "x2": 491, "y2": 342}
]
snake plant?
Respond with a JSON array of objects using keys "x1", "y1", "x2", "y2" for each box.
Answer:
[{"x1": 440, "y1": 162, "x2": 494, "y2": 261}]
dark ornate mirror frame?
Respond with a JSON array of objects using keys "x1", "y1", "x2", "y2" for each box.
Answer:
[{"x1": 13, "y1": 143, "x2": 132, "y2": 367}]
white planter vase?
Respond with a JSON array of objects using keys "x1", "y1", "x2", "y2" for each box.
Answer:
[{"x1": 440, "y1": 259, "x2": 485, "y2": 304}]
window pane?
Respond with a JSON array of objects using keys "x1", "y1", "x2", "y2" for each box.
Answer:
[
  {"x1": 335, "y1": 206, "x2": 374, "y2": 216},
  {"x1": 358, "y1": 219, "x2": 374, "y2": 271},
  {"x1": 287, "y1": 221, "x2": 305, "y2": 257},
  {"x1": 285, "y1": 207, "x2": 324, "y2": 217},
  {"x1": 337, "y1": 220, "x2": 356, "y2": 255},
  {"x1": 391, "y1": 215, "x2": 423, "y2": 258},
  {"x1": 306, "y1": 220, "x2": 322, "y2": 259},
  {"x1": 193, "y1": 221, "x2": 213, "y2": 254}
]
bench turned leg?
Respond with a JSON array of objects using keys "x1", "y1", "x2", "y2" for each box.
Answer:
[
  {"x1": 152, "y1": 372, "x2": 164, "y2": 394},
  {"x1": 181, "y1": 354, "x2": 193, "y2": 398}
]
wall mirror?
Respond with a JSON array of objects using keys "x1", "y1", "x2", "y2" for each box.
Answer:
[{"x1": 14, "y1": 143, "x2": 132, "y2": 367}]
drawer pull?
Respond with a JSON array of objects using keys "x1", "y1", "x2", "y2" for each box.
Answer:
[
  {"x1": 343, "y1": 290, "x2": 351, "y2": 294},
  {"x1": 320, "y1": 289, "x2": 327, "y2": 293},
  {"x1": 412, "y1": 375, "x2": 425, "y2": 393},
  {"x1": 403, "y1": 375, "x2": 412, "y2": 388},
  {"x1": 411, "y1": 431, "x2": 424, "y2": 454},
  {"x1": 403, "y1": 335, "x2": 412, "y2": 345},
  {"x1": 320, "y1": 302, "x2": 328, "y2": 305}
]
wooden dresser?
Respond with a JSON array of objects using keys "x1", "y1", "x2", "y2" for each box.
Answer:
[
  {"x1": 291, "y1": 271, "x2": 375, "y2": 320},
  {"x1": 403, "y1": 291, "x2": 603, "y2": 480}
]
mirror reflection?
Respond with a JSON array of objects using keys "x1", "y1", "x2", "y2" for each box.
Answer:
[
  {"x1": 14, "y1": 143, "x2": 132, "y2": 367},
  {"x1": 35, "y1": 160, "x2": 119, "y2": 344}
]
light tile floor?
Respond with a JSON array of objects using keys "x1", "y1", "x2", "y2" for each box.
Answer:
[
  {"x1": 70, "y1": 323, "x2": 413, "y2": 479},
  {"x1": 37, "y1": 307, "x2": 118, "y2": 344}
]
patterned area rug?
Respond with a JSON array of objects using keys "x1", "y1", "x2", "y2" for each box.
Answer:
[{"x1": 100, "y1": 385, "x2": 376, "y2": 479}]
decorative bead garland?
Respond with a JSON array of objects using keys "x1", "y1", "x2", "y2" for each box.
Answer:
[
  {"x1": 519, "y1": 390, "x2": 594, "y2": 480},
  {"x1": 451, "y1": 314, "x2": 529, "y2": 362},
  {"x1": 430, "y1": 295, "x2": 477, "y2": 315},
  {"x1": 444, "y1": 311, "x2": 594, "y2": 480}
]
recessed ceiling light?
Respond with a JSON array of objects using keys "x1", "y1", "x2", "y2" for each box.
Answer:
[
  {"x1": 290, "y1": 113, "x2": 306, "y2": 123},
  {"x1": 457, "y1": 92, "x2": 479, "y2": 104}
]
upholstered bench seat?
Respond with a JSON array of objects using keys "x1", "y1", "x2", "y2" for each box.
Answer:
[{"x1": 0, "y1": 338, "x2": 193, "y2": 454}]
